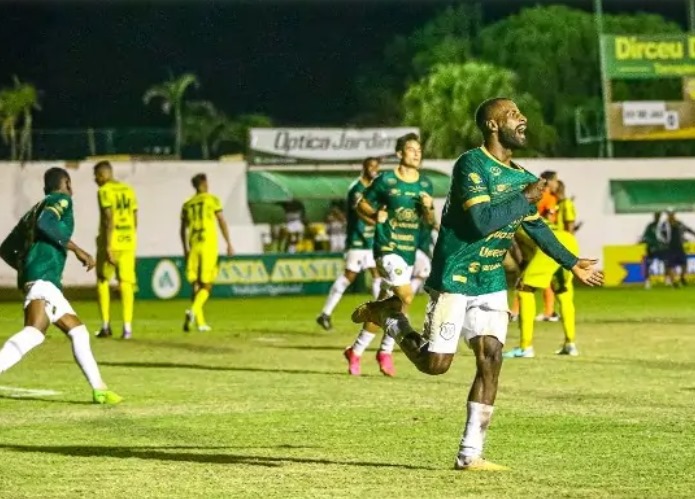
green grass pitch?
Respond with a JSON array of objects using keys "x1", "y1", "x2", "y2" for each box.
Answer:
[{"x1": 0, "y1": 288, "x2": 693, "y2": 498}]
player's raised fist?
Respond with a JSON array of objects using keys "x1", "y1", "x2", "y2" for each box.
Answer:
[{"x1": 523, "y1": 179, "x2": 546, "y2": 204}]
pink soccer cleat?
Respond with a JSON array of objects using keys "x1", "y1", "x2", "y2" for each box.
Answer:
[
  {"x1": 376, "y1": 351, "x2": 395, "y2": 377},
  {"x1": 343, "y1": 347, "x2": 361, "y2": 376}
]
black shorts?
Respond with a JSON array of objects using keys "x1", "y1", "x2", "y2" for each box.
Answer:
[{"x1": 664, "y1": 249, "x2": 687, "y2": 268}]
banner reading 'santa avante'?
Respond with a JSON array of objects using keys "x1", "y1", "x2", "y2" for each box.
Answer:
[{"x1": 248, "y1": 127, "x2": 419, "y2": 165}]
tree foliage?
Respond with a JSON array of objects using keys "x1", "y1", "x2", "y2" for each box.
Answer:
[
  {"x1": 143, "y1": 73, "x2": 199, "y2": 158},
  {"x1": 403, "y1": 62, "x2": 555, "y2": 159},
  {"x1": 0, "y1": 77, "x2": 41, "y2": 161},
  {"x1": 356, "y1": 4, "x2": 689, "y2": 157}
]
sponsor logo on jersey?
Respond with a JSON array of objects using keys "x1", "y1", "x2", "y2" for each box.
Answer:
[
  {"x1": 490, "y1": 166, "x2": 502, "y2": 176},
  {"x1": 496, "y1": 184, "x2": 510, "y2": 192},
  {"x1": 468, "y1": 172, "x2": 482, "y2": 184},
  {"x1": 468, "y1": 262, "x2": 481, "y2": 273},
  {"x1": 386, "y1": 177, "x2": 398, "y2": 186}
]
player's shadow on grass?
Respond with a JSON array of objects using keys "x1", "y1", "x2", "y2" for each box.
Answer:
[
  {"x1": 98, "y1": 361, "x2": 374, "y2": 377},
  {"x1": 0, "y1": 395, "x2": 92, "y2": 405},
  {"x1": 0, "y1": 444, "x2": 433, "y2": 470},
  {"x1": 132, "y1": 339, "x2": 238, "y2": 355},
  {"x1": 266, "y1": 345, "x2": 347, "y2": 352}
]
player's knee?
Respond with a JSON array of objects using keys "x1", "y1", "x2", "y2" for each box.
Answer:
[{"x1": 419, "y1": 353, "x2": 453, "y2": 376}]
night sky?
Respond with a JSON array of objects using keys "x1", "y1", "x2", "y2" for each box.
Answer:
[{"x1": 0, "y1": 0, "x2": 687, "y2": 129}]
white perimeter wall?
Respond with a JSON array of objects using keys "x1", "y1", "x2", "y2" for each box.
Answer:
[
  {"x1": 424, "y1": 157, "x2": 695, "y2": 267},
  {"x1": 0, "y1": 157, "x2": 693, "y2": 286},
  {"x1": 0, "y1": 160, "x2": 253, "y2": 286}
]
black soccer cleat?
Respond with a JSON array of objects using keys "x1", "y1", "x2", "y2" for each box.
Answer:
[
  {"x1": 95, "y1": 326, "x2": 113, "y2": 339},
  {"x1": 316, "y1": 313, "x2": 332, "y2": 331}
]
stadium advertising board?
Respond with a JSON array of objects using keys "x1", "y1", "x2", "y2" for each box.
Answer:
[
  {"x1": 603, "y1": 242, "x2": 695, "y2": 286},
  {"x1": 248, "y1": 127, "x2": 419, "y2": 165},
  {"x1": 136, "y1": 253, "x2": 345, "y2": 299},
  {"x1": 602, "y1": 35, "x2": 695, "y2": 80}
]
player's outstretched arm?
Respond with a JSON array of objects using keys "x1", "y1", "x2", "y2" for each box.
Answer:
[
  {"x1": 66, "y1": 240, "x2": 95, "y2": 271},
  {"x1": 521, "y1": 217, "x2": 603, "y2": 286}
]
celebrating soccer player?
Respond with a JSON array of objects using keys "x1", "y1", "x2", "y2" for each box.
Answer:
[
  {"x1": 0, "y1": 167, "x2": 122, "y2": 404},
  {"x1": 351, "y1": 98, "x2": 603, "y2": 470},
  {"x1": 343, "y1": 133, "x2": 436, "y2": 376},
  {"x1": 93, "y1": 161, "x2": 139, "y2": 339},
  {"x1": 180, "y1": 173, "x2": 234, "y2": 332},
  {"x1": 316, "y1": 157, "x2": 383, "y2": 331}
]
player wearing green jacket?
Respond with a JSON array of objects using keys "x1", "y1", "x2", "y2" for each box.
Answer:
[
  {"x1": 0, "y1": 167, "x2": 121, "y2": 404},
  {"x1": 352, "y1": 98, "x2": 603, "y2": 470}
]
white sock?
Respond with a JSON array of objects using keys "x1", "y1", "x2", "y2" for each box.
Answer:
[
  {"x1": 459, "y1": 401, "x2": 494, "y2": 459},
  {"x1": 321, "y1": 275, "x2": 351, "y2": 316},
  {"x1": 0, "y1": 326, "x2": 45, "y2": 373},
  {"x1": 124, "y1": 323, "x2": 132, "y2": 333},
  {"x1": 379, "y1": 334, "x2": 395, "y2": 353},
  {"x1": 351, "y1": 329, "x2": 376, "y2": 356},
  {"x1": 410, "y1": 277, "x2": 423, "y2": 295},
  {"x1": 102, "y1": 321, "x2": 110, "y2": 330},
  {"x1": 68, "y1": 325, "x2": 106, "y2": 390},
  {"x1": 384, "y1": 313, "x2": 413, "y2": 341},
  {"x1": 371, "y1": 277, "x2": 383, "y2": 299}
]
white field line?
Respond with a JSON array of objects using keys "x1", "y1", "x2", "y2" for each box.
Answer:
[{"x1": 0, "y1": 385, "x2": 61, "y2": 397}]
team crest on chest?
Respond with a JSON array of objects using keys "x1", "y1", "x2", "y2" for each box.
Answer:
[{"x1": 490, "y1": 166, "x2": 502, "y2": 176}]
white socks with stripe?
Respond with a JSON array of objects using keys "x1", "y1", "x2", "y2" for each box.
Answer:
[
  {"x1": 68, "y1": 325, "x2": 106, "y2": 390},
  {"x1": 322, "y1": 275, "x2": 351, "y2": 316},
  {"x1": 371, "y1": 277, "x2": 383, "y2": 299},
  {"x1": 0, "y1": 326, "x2": 45, "y2": 373},
  {"x1": 351, "y1": 329, "x2": 376, "y2": 356}
]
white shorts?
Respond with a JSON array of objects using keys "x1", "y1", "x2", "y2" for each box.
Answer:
[
  {"x1": 23, "y1": 280, "x2": 76, "y2": 324},
  {"x1": 423, "y1": 290, "x2": 509, "y2": 354},
  {"x1": 413, "y1": 249, "x2": 432, "y2": 279},
  {"x1": 286, "y1": 220, "x2": 304, "y2": 235},
  {"x1": 377, "y1": 254, "x2": 413, "y2": 288},
  {"x1": 345, "y1": 249, "x2": 376, "y2": 273}
]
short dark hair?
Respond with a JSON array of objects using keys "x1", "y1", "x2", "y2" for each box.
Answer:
[
  {"x1": 474, "y1": 97, "x2": 512, "y2": 134},
  {"x1": 540, "y1": 171, "x2": 557, "y2": 180},
  {"x1": 191, "y1": 173, "x2": 207, "y2": 189},
  {"x1": 44, "y1": 167, "x2": 70, "y2": 194},
  {"x1": 362, "y1": 157, "x2": 379, "y2": 168},
  {"x1": 93, "y1": 160, "x2": 112, "y2": 173},
  {"x1": 395, "y1": 133, "x2": 420, "y2": 153}
]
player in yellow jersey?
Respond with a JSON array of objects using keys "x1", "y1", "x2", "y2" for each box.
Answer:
[
  {"x1": 180, "y1": 173, "x2": 234, "y2": 332},
  {"x1": 505, "y1": 180, "x2": 583, "y2": 358},
  {"x1": 93, "y1": 161, "x2": 138, "y2": 340}
]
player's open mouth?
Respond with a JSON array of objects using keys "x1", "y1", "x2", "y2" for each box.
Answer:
[{"x1": 516, "y1": 125, "x2": 527, "y2": 139}]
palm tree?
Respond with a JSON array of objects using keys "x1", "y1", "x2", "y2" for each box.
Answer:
[
  {"x1": 0, "y1": 78, "x2": 40, "y2": 161},
  {"x1": 182, "y1": 100, "x2": 226, "y2": 159},
  {"x1": 143, "y1": 73, "x2": 199, "y2": 158}
]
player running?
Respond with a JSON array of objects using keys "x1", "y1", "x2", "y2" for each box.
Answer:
[
  {"x1": 343, "y1": 133, "x2": 436, "y2": 376},
  {"x1": 316, "y1": 157, "x2": 382, "y2": 330},
  {"x1": 180, "y1": 173, "x2": 234, "y2": 332},
  {"x1": 93, "y1": 161, "x2": 139, "y2": 339},
  {"x1": 0, "y1": 167, "x2": 122, "y2": 404},
  {"x1": 505, "y1": 179, "x2": 582, "y2": 358},
  {"x1": 351, "y1": 98, "x2": 602, "y2": 470}
]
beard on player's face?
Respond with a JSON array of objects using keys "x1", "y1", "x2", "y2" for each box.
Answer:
[{"x1": 498, "y1": 123, "x2": 527, "y2": 149}]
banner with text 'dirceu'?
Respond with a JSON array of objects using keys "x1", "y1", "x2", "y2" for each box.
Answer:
[{"x1": 248, "y1": 128, "x2": 420, "y2": 165}]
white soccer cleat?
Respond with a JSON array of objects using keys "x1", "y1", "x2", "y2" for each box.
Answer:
[
  {"x1": 197, "y1": 324, "x2": 212, "y2": 332},
  {"x1": 556, "y1": 343, "x2": 579, "y2": 356},
  {"x1": 503, "y1": 346, "x2": 535, "y2": 359}
]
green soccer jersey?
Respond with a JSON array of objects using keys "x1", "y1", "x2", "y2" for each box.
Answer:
[
  {"x1": 345, "y1": 177, "x2": 375, "y2": 250},
  {"x1": 427, "y1": 147, "x2": 577, "y2": 295},
  {"x1": 364, "y1": 170, "x2": 434, "y2": 266},
  {"x1": 0, "y1": 193, "x2": 74, "y2": 290}
]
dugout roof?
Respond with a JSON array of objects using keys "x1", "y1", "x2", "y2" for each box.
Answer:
[{"x1": 610, "y1": 179, "x2": 695, "y2": 214}]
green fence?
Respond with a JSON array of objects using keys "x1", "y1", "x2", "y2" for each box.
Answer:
[{"x1": 136, "y1": 253, "x2": 367, "y2": 300}]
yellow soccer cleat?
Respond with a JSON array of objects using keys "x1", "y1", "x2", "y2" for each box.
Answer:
[
  {"x1": 454, "y1": 456, "x2": 510, "y2": 471},
  {"x1": 92, "y1": 389, "x2": 123, "y2": 405}
]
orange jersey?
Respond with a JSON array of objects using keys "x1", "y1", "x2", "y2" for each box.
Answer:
[{"x1": 537, "y1": 189, "x2": 558, "y2": 224}]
